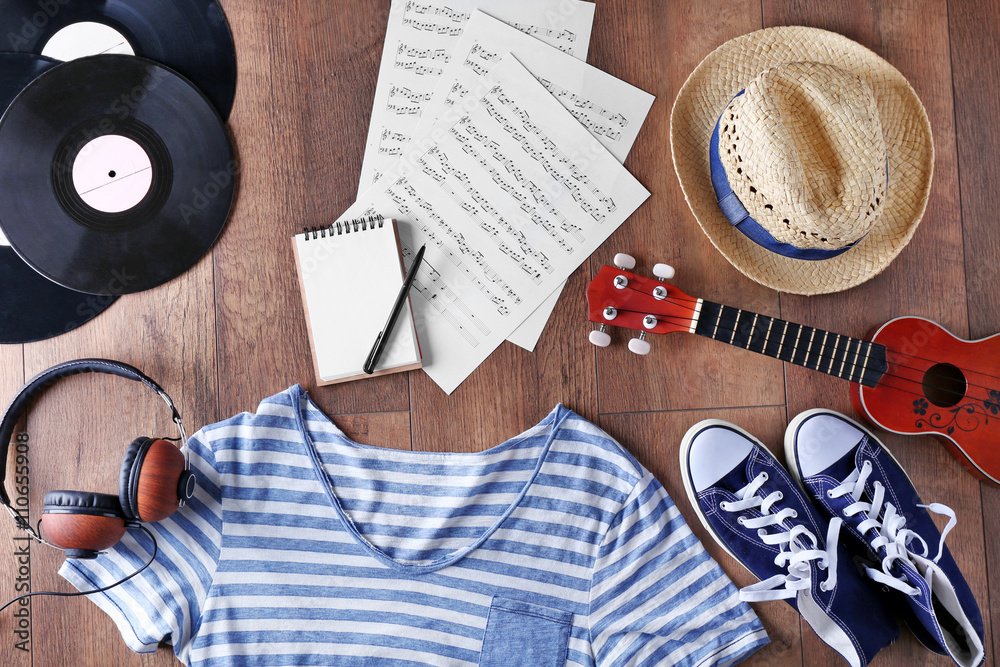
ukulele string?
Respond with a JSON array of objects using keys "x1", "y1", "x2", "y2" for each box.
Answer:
[
  {"x1": 614, "y1": 284, "x2": 1000, "y2": 389},
  {"x1": 605, "y1": 298, "x2": 983, "y2": 403}
]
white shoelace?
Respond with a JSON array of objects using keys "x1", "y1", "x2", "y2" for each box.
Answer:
[
  {"x1": 720, "y1": 471, "x2": 842, "y2": 602},
  {"x1": 828, "y1": 459, "x2": 957, "y2": 596}
]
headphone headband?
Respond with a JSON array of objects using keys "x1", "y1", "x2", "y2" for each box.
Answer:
[{"x1": 0, "y1": 360, "x2": 186, "y2": 513}]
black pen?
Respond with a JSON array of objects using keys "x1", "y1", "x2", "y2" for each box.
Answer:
[{"x1": 363, "y1": 244, "x2": 426, "y2": 375}]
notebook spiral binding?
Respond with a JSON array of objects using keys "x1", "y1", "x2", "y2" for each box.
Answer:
[{"x1": 303, "y1": 214, "x2": 385, "y2": 240}]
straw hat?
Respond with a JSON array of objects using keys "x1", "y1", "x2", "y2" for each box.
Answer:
[{"x1": 671, "y1": 27, "x2": 933, "y2": 295}]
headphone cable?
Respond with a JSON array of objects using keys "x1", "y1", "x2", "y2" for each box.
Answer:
[{"x1": 0, "y1": 524, "x2": 158, "y2": 615}]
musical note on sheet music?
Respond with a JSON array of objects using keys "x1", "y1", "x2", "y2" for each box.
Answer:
[
  {"x1": 386, "y1": 102, "x2": 422, "y2": 116},
  {"x1": 397, "y1": 43, "x2": 451, "y2": 62},
  {"x1": 389, "y1": 86, "x2": 433, "y2": 103},
  {"x1": 404, "y1": 1, "x2": 472, "y2": 24},
  {"x1": 444, "y1": 81, "x2": 470, "y2": 107},
  {"x1": 507, "y1": 22, "x2": 577, "y2": 52},
  {"x1": 394, "y1": 58, "x2": 445, "y2": 77}
]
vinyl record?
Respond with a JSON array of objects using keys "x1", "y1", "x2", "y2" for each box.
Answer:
[
  {"x1": 0, "y1": 0, "x2": 237, "y2": 118},
  {"x1": 0, "y1": 54, "x2": 236, "y2": 296},
  {"x1": 0, "y1": 52, "x2": 118, "y2": 343}
]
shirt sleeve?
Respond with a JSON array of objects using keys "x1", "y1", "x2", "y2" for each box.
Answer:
[
  {"x1": 59, "y1": 430, "x2": 223, "y2": 663},
  {"x1": 588, "y1": 471, "x2": 768, "y2": 667}
]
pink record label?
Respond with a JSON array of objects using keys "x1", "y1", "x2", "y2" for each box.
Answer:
[{"x1": 72, "y1": 135, "x2": 153, "y2": 213}]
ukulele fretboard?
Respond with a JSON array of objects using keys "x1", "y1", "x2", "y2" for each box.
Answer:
[{"x1": 693, "y1": 302, "x2": 888, "y2": 387}]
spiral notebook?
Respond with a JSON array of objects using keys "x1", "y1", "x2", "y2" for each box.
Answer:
[{"x1": 292, "y1": 215, "x2": 422, "y2": 384}]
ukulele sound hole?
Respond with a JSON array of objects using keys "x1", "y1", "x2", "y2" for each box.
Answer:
[{"x1": 922, "y1": 363, "x2": 966, "y2": 408}]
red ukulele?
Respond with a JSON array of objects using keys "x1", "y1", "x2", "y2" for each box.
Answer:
[{"x1": 587, "y1": 254, "x2": 1000, "y2": 485}]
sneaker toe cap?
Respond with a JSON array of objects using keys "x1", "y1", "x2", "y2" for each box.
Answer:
[
  {"x1": 686, "y1": 423, "x2": 756, "y2": 492},
  {"x1": 792, "y1": 412, "x2": 865, "y2": 478}
]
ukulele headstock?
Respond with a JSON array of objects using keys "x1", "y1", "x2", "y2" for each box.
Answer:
[{"x1": 586, "y1": 254, "x2": 698, "y2": 355}]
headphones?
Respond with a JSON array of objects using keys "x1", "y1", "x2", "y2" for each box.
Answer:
[{"x1": 0, "y1": 359, "x2": 196, "y2": 560}]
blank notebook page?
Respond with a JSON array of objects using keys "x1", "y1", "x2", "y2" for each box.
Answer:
[{"x1": 293, "y1": 217, "x2": 421, "y2": 383}]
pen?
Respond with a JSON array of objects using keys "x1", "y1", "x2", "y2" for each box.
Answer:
[{"x1": 363, "y1": 244, "x2": 426, "y2": 375}]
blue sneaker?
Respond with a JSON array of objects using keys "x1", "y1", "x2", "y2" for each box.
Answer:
[
  {"x1": 785, "y1": 409, "x2": 985, "y2": 667},
  {"x1": 680, "y1": 420, "x2": 898, "y2": 667}
]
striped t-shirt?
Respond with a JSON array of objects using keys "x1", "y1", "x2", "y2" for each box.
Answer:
[{"x1": 62, "y1": 386, "x2": 767, "y2": 666}]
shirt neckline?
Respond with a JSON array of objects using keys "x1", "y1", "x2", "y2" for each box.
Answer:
[{"x1": 291, "y1": 386, "x2": 569, "y2": 574}]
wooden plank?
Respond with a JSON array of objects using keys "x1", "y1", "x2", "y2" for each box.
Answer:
[
  {"x1": 332, "y1": 412, "x2": 412, "y2": 452},
  {"x1": 592, "y1": 0, "x2": 786, "y2": 414},
  {"x1": 16, "y1": 249, "x2": 217, "y2": 666},
  {"x1": 213, "y1": 0, "x2": 410, "y2": 420},
  {"x1": 763, "y1": 1, "x2": 990, "y2": 665},
  {"x1": 0, "y1": 346, "x2": 26, "y2": 667},
  {"x1": 949, "y1": 0, "x2": 1000, "y2": 664},
  {"x1": 599, "y1": 407, "x2": 803, "y2": 667}
]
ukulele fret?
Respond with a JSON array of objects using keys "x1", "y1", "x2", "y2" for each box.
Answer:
[
  {"x1": 773, "y1": 321, "x2": 791, "y2": 359},
  {"x1": 804, "y1": 328, "x2": 820, "y2": 370},
  {"x1": 847, "y1": 340, "x2": 863, "y2": 383},
  {"x1": 816, "y1": 331, "x2": 837, "y2": 370},
  {"x1": 828, "y1": 334, "x2": 845, "y2": 376},
  {"x1": 791, "y1": 326, "x2": 809, "y2": 366},
  {"x1": 838, "y1": 338, "x2": 856, "y2": 378},
  {"x1": 747, "y1": 313, "x2": 760, "y2": 350},
  {"x1": 760, "y1": 318, "x2": 776, "y2": 355}
]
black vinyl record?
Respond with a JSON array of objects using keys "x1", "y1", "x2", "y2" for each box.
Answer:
[
  {"x1": 0, "y1": 52, "x2": 117, "y2": 343},
  {"x1": 0, "y1": 54, "x2": 236, "y2": 295},
  {"x1": 0, "y1": 0, "x2": 237, "y2": 119}
]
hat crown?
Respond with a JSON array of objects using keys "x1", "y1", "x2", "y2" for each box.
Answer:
[{"x1": 719, "y1": 61, "x2": 887, "y2": 250}]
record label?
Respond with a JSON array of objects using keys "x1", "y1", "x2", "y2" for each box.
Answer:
[
  {"x1": 72, "y1": 135, "x2": 154, "y2": 214},
  {"x1": 41, "y1": 22, "x2": 135, "y2": 60}
]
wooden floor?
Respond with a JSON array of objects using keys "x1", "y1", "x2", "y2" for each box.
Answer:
[{"x1": 1, "y1": 0, "x2": 998, "y2": 665}]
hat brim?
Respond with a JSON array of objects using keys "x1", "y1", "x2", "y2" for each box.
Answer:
[{"x1": 670, "y1": 26, "x2": 933, "y2": 295}]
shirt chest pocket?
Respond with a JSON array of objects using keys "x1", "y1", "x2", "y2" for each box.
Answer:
[{"x1": 478, "y1": 596, "x2": 573, "y2": 667}]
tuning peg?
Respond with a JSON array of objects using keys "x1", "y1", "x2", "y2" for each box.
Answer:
[
  {"x1": 614, "y1": 253, "x2": 636, "y2": 270},
  {"x1": 653, "y1": 263, "x2": 675, "y2": 280},
  {"x1": 589, "y1": 327, "x2": 611, "y2": 347},
  {"x1": 628, "y1": 333, "x2": 651, "y2": 356}
]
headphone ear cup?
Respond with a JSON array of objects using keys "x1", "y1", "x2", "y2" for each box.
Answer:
[
  {"x1": 120, "y1": 438, "x2": 187, "y2": 523},
  {"x1": 41, "y1": 491, "x2": 126, "y2": 559},
  {"x1": 119, "y1": 437, "x2": 153, "y2": 522}
]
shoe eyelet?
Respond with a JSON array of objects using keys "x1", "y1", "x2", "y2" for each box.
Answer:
[
  {"x1": 790, "y1": 509, "x2": 798, "y2": 518},
  {"x1": 757, "y1": 528, "x2": 766, "y2": 537},
  {"x1": 737, "y1": 516, "x2": 746, "y2": 525},
  {"x1": 820, "y1": 582, "x2": 831, "y2": 592},
  {"x1": 719, "y1": 501, "x2": 728, "y2": 511},
  {"x1": 775, "y1": 491, "x2": 783, "y2": 501},
  {"x1": 827, "y1": 490, "x2": 834, "y2": 499},
  {"x1": 761, "y1": 472, "x2": 769, "y2": 482}
]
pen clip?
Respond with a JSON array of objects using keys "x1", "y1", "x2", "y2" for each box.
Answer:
[{"x1": 363, "y1": 330, "x2": 385, "y2": 374}]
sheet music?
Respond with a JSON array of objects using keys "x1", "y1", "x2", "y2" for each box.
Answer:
[
  {"x1": 359, "y1": 0, "x2": 596, "y2": 194},
  {"x1": 414, "y1": 11, "x2": 655, "y2": 349},
  {"x1": 426, "y1": 12, "x2": 655, "y2": 163},
  {"x1": 342, "y1": 56, "x2": 650, "y2": 393}
]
